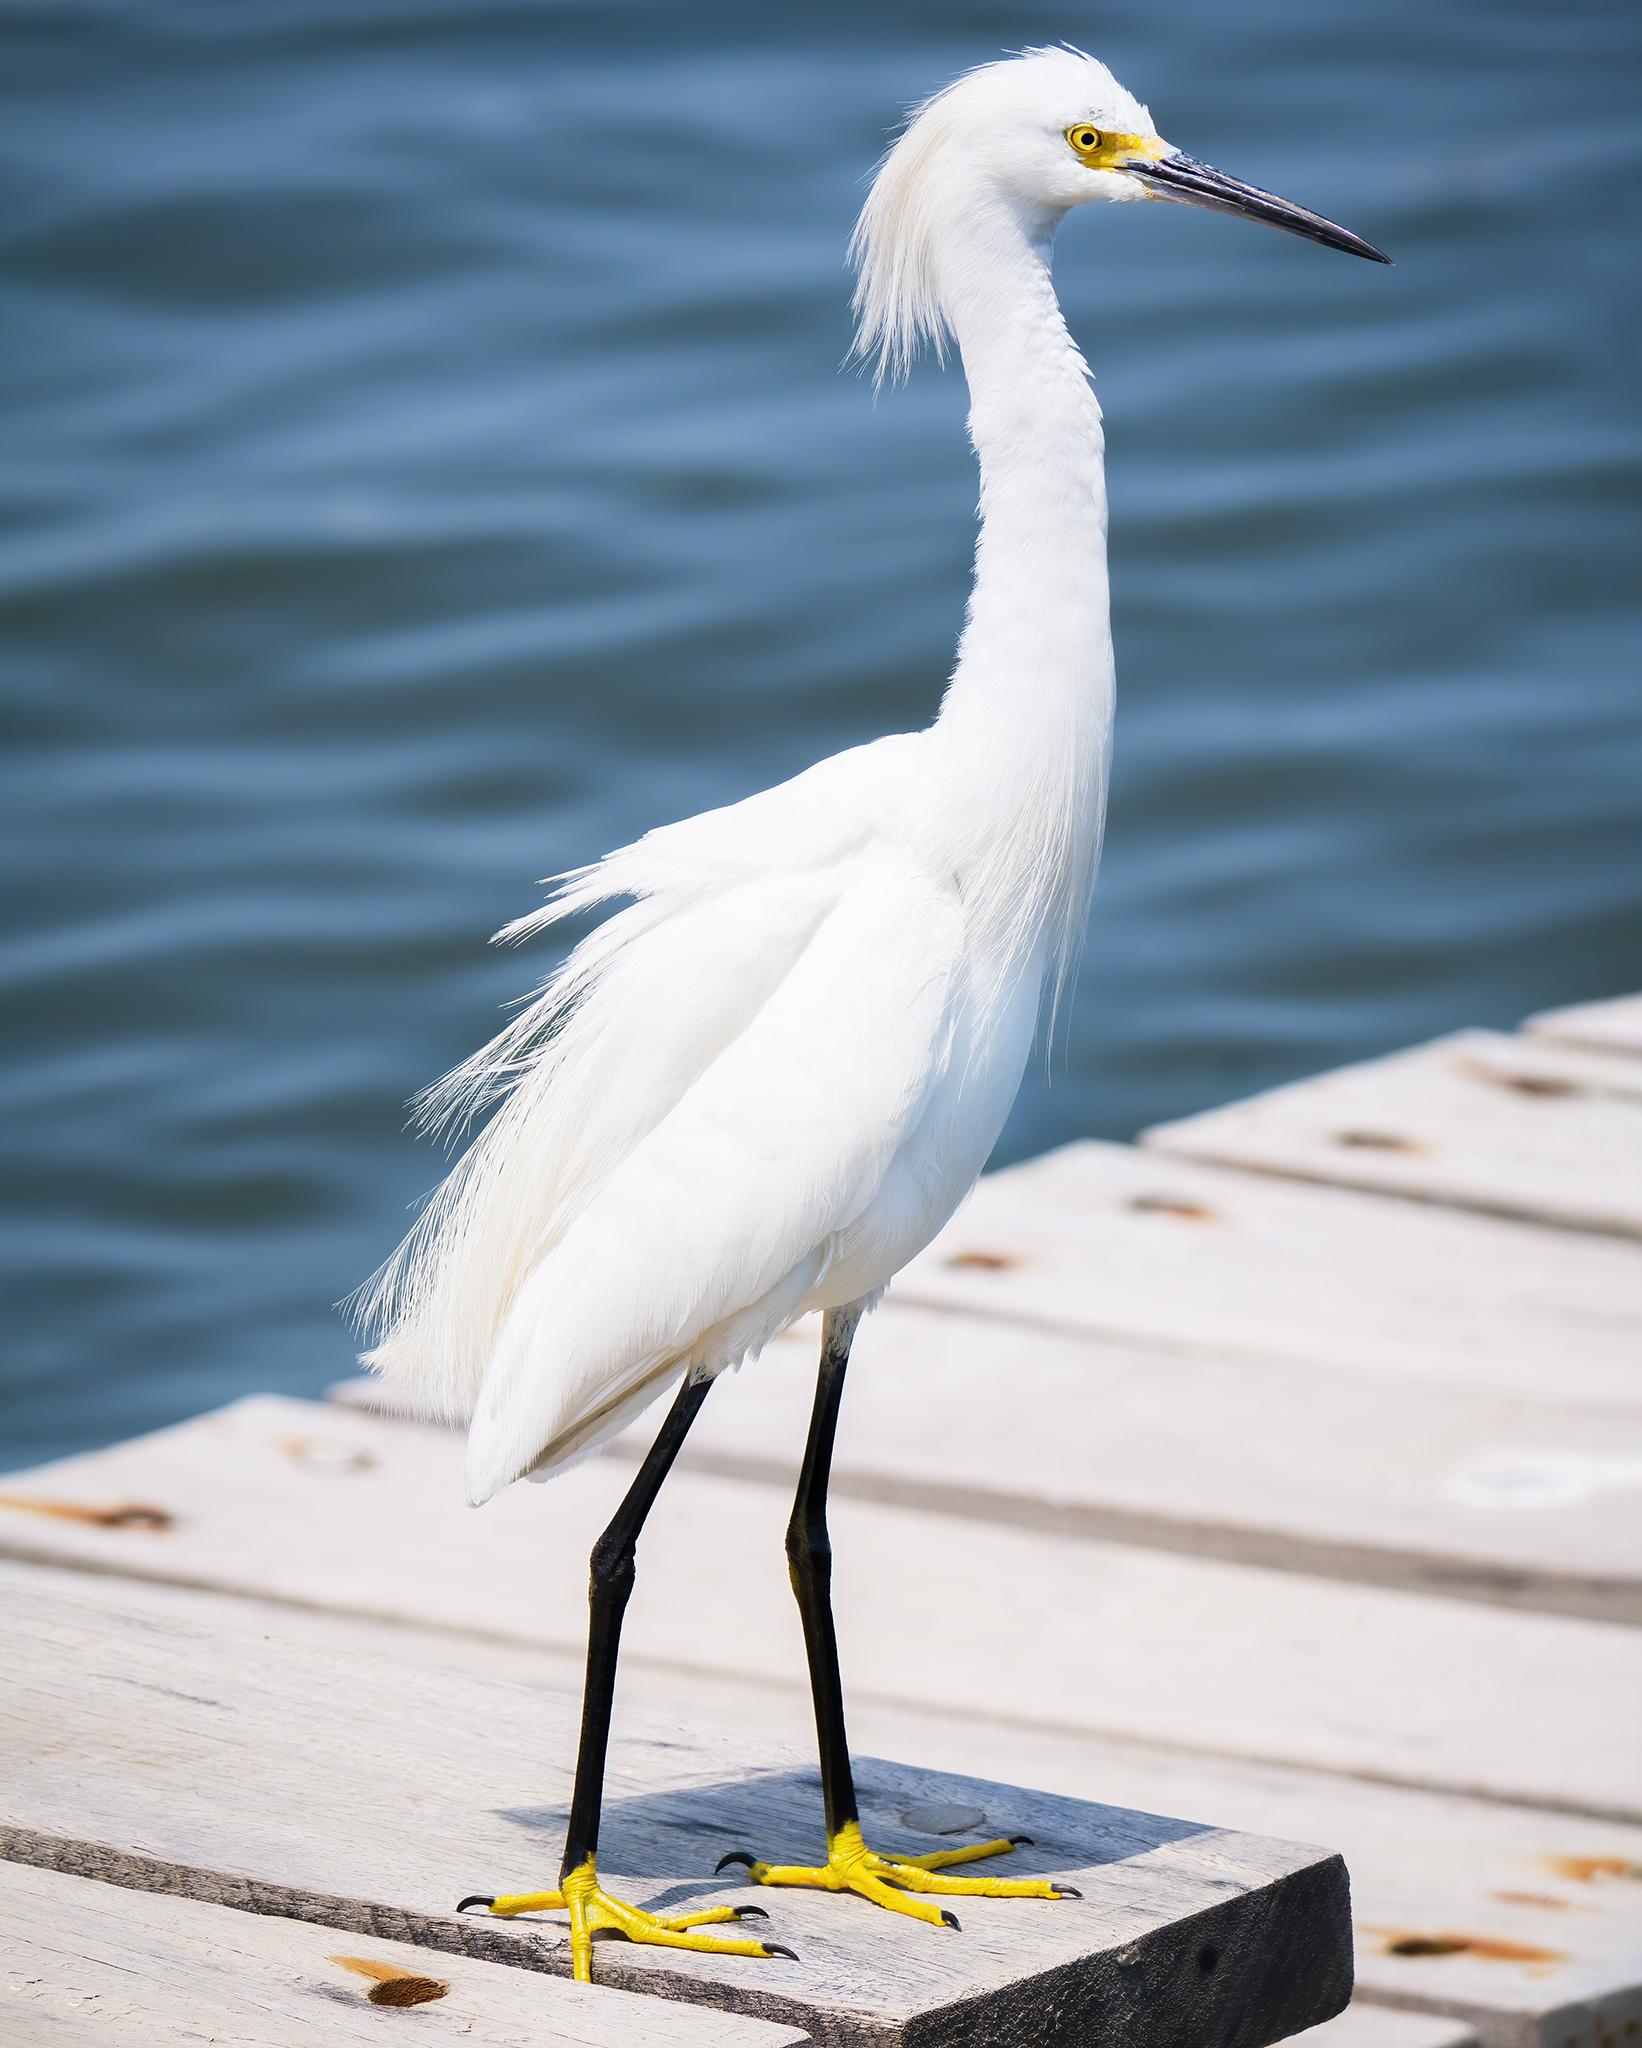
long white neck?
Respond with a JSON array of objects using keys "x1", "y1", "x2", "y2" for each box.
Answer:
[{"x1": 930, "y1": 203, "x2": 1113, "y2": 997}]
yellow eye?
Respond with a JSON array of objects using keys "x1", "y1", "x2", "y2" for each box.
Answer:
[{"x1": 1069, "y1": 126, "x2": 1102, "y2": 154}]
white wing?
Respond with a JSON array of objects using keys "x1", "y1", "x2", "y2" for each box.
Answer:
[
  {"x1": 359, "y1": 734, "x2": 982, "y2": 1499},
  {"x1": 462, "y1": 845, "x2": 961, "y2": 1502}
]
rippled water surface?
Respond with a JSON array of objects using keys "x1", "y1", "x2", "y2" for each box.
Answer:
[{"x1": 4, "y1": 0, "x2": 1640, "y2": 1462}]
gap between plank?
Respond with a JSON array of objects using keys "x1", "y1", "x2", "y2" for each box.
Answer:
[{"x1": 603, "y1": 1441, "x2": 1642, "y2": 1632}]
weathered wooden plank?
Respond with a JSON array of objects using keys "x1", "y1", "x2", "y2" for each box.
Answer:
[
  {"x1": 593, "y1": 1302, "x2": 1642, "y2": 1626},
  {"x1": 1141, "y1": 1031, "x2": 1642, "y2": 1239},
  {"x1": 10, "y1": 1556, "x2": 1638, "y2": 2048},
  {"x1": 1281, "y1": 2005, "x2": 1480, "y2": 2048},
  {"x1": 883, "y1": 1139, "x2": 1642, "y2": 1409},
  {"x1": 836, "y1": 1681, "x2": 1642, "y2": 2048},
  {"x1": 328, "y1": 1144, "x2": 1642, "y2": 1623},
  {"x1": 3, "y1": 1397, "x2": 1640, "y2": 1819},
  {"x1": 0, "y1": 1582, "x2": 1352, "y2": 2048},
  {"x1": 0, "y1": 1858, "x2": 811, "y2": 2046},
  {"x1": 1522, "y1": 994, "x2": 1642, "y2": 1063}
]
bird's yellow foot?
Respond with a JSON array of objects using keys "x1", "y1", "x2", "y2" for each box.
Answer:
[
  {"x1": 457, "y1": 1855, "x2": 796, "y2": 1983},
  {"x1": 715, "y1": 1819, "x2": 1080, "y2": 1931}
]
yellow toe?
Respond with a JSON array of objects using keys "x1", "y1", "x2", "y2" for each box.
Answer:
[
  {"x1": 482, "y1": 1889, "x2": 566, "y2": 1917},
  {"x1": 727, "y1": 1820, "x2": 1075, "y2": 1918},
  {"x1": 456, "y1": 1862, "x2": 795, "y2": 1981}
]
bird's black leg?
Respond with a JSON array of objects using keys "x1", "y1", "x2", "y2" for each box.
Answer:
[
  {"x1": 457, "y1": 1369, "x2": 793, "y2": 1979},
  {"x1": 561, "y1": 1369, "x2": 715, "y2": 1883},
  {"x1": 786, "y1": 1304, "x2": 863, "y2": 1845},
  {"x1": 714, "y1": 1307, "x2": 1076, "y2": 1925}
]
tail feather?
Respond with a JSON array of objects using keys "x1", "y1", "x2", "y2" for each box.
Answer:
[{"x1": 352, "y1": 852, "x2": 842, "y2": 1427}]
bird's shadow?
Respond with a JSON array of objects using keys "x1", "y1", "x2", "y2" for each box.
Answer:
[{"x1": 492, "y1": 1754, "x2": 1212, "y2": 1911}]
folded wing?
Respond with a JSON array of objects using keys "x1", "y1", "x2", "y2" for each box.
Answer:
[
  {"x1": 357, "y1": 736, "x2": 965, "y2": 1498},
  {"x1": 463, "y1": 846, "x2": 961, "y2": 1501}
]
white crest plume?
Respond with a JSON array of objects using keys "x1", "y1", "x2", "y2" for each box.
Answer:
[{"x1": 849, "y1": 45, "x2": 1149, "y2": 386}]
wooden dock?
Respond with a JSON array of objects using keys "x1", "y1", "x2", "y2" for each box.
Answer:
[{"x1": 3, "y1": 991, "x2": 1640, "y2": 2046}]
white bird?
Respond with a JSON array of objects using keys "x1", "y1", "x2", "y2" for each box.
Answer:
[{"x1": 359, "y1": 44, "x2": 1386, "y2": 1983}]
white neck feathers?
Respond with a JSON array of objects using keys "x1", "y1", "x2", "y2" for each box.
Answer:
[{"x1": 855, "y1": 161, "x2": 1114, "y2": 1007}]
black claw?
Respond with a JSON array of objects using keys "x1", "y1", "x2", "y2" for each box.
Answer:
[
  {"x1": 1052, "y1": 1884, "x2": 1083, "y2": 1899},
  {"x1": 1008, "y1": 1835, "x2": 1035, "y2": 1847},
  {"x1": 762, "y1": 1944, "x2": 799, "y2": 1962},
  {"x1": 940, "y1": 1909, "x2": 962, "y2": 1931},
  {"x1": 455, "y1": 1895, "x2": 495, "y2": 1914},
  {"x1": 715, "y1": 1851, "x2": 758, "y2": 1875},
  {"x1": 731, "y1": 1904, "x2": 769, "y2": 1920}
]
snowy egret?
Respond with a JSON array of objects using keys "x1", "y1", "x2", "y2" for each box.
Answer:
[{"x1": 361, "y1": 45, "x2": 1387, "y2": 1981}]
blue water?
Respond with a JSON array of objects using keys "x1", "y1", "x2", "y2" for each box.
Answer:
[{"x1": 3, "y1": 0, "x2": 1639, "y2": 1466}]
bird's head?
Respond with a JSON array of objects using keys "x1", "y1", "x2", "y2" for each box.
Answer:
[{"x1": 851, "y1": 45, "x2": 1388, "y2": 383}]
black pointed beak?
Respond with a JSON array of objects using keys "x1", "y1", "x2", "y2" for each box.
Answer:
[{"x1": 1122, "y1": 153, "x2": 1390, "y2": 263}]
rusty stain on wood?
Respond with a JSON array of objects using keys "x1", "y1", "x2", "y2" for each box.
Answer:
[
  {"x1": 944, "y1": 1250, "x2": 1019, "y2": 1270},
  {"x1": 276, "y1": 1435, "x2": 376, "y2": 1474},
  {"x1": 1455, "y1": 1056, "x2": 1642, "y2": 1109},
  {"x1": 1458, "y1": 1060, "x2": 1582, "y2": 1099},
  {"x1": 1334, "y1": 1131, "x2": 1426, "y2": 1153},
  {"x1": 1367, "y1": 1928, "x2": 1567, "y2": 1964},
  {"x1": 331, "y1": 1954, "x2": 450, "y2": 2006},
  {"x1": 0, "y1": 1494, "x2": 172, "y2": 1530},
  {"x1": 1126, "y1": 1195, "x2": 1219, "y2": 1220},
  {"x1": 1544, "y1": 1856, "x2": 1642, "y2": 1884}
]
